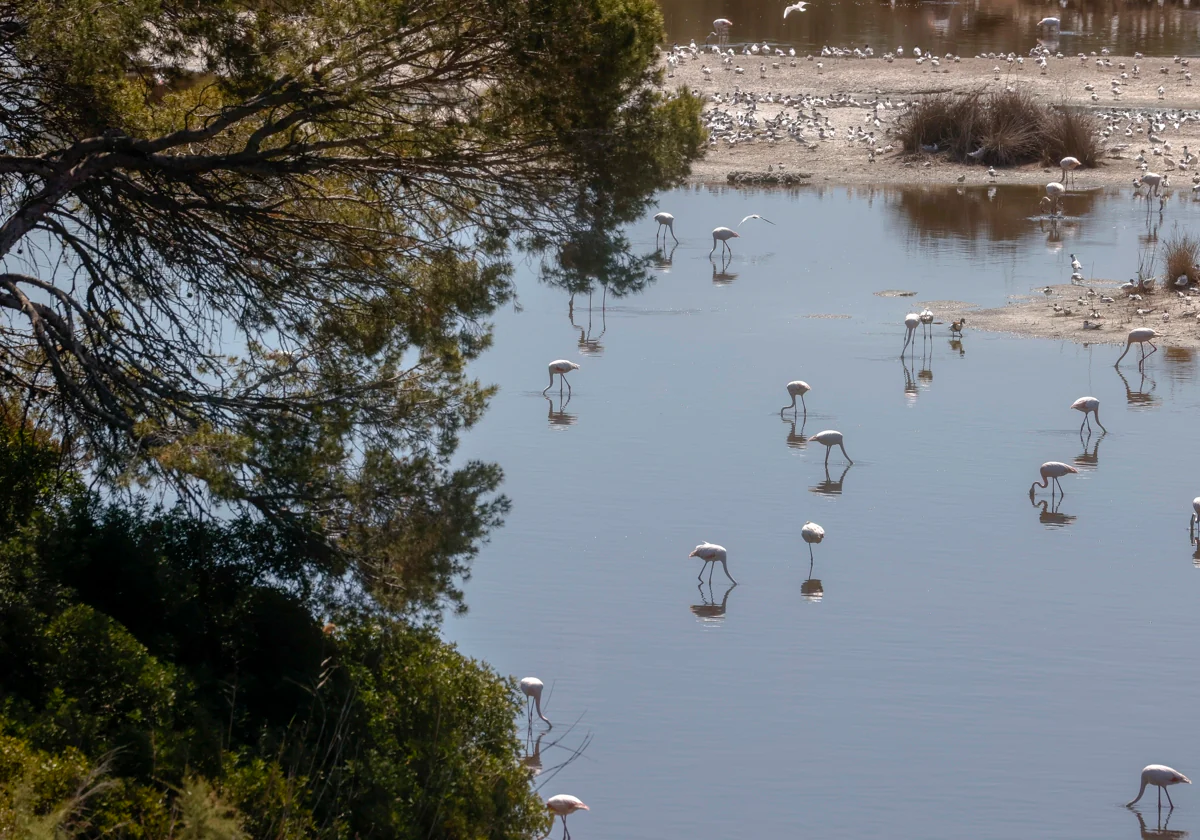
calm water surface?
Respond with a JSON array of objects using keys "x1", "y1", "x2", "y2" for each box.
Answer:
[
  {"x1": 448, "y1": 185, "x2": 1200, "y2": 840},
  {"x1": 658, "y1": 0, "x2": 1200, "y2": 59}
]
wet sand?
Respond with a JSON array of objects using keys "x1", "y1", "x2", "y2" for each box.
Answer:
[
  {"x1": 668, "y1": 51, "x2": 1200, "y2": 187},
  {"x1": 921, "y1": 282, "x2": 1200, "y2": 350}
]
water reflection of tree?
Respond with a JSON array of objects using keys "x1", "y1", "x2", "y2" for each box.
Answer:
[
  {"x1": 888, "y1": 186, "x2": 1099, "y2": 246},
  {"x1": 541, "y1": 220, "x2": 657, "y2": 304}
]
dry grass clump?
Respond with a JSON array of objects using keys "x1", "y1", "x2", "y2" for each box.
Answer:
[
  {"x1": 898, "y1": 90, "x2": 1100, "y2": 168},
  {"x1": 1163, "y1": 230, "x2": 1200, "y2": 287}
]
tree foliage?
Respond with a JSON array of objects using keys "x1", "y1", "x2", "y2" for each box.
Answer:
[
  {"x1": 0, "y1": 415, "x2": 548, "y2": 838},
  {"x1": 0, "y1": 0, "x2": 703, "y2": 613}
]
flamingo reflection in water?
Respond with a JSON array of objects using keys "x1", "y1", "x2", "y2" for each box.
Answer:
[
  {"x1": 690, "y1": 581, "x2": 736, "y2": 623},
  {"x1": 546, "y1": 395, "x2": 577, "y2": 429},
  {"x1": 800, "y1": 577, "x2": 824, "y2": 602},
  {"x1": 1073, "y1": 429, "x2": 1105, "y2": 471},
  {"x1": 1031, "y1": 495, "x2": 1077, "y2": 527},
  {"x1": 783, "y1": 414, "x2": 808, "y2": 450},
  {"x1": 810, "y1": 463, "x2": 851, "y2": 496},
  {"x1": 1116, "y1": 366, "x2": 1160, "y2": 408},
  {"x1": 654, "y1": 243, "x2": 677, "y2": 271},
  {"x1": 1131, "y1": 806, "x2": 1189, "y2": 840},
  {"x1": 901, "y1": 356, "x2": 919, "y2": 403},
  {"x1": 711, "y1": 252, "x2": 737, "y2": 284},
  {"x1": 569, "y1": 291, "x2": 605, "y2": 357}
]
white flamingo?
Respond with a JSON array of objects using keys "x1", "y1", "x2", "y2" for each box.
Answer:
[
  {"x1": 901, "y1": 312, "x2": 920, "y2": 354},
  {"x1": 1115, "y1": 327, "x2": 1161, "y2": 367},
  {"x1": 810, "y1": 430, "x2": 852, "y2": 466},
  {"x1": 1038, "y1": 16, "x2": 1061, "y2": 28},
  {"x1": 1127, "y1": 765, "x2": 1191, "y2": 809},
  {"x1": 1061, "y1": 156, "x2": 1082, "y2": 186},
  {"x1": 543, "y1": 360, "x2": 579, "y2": 395},
  {"x1": 1029, "y1": 461, "x2": 1078, "y2": 497},
  {"x1": 710, "y1": 226, "x2": 739, "y2": 257},
  {"x1": 689, "y1": 542, "x2": 737, "y2": 584},
  {"x1": 707, "y1": 18, "x2": 732, "y2": 48},
  {"x1": 544, "y1": 795, "x2": 589, "y2": 840},
  {"x1": 1191, "y1": 498, "x2": 1200, "y2": 538},
  {"x1": 919, "y1": 307, "x2": 934, "y2": 338},
  {"x1": 519, "y1": 677, "x2": 552, "y2": 729},
  {"x1": 800, "y1": 521, "x2": 825, "y2": 564},
  {"x1": 1070, "y1": 396, "x2": 1105, "y2": 433},
  {"x1": 1140, "y1": 172, "x2": 1165, "y2": 196},
  {"x1": 781, "y1": 380, "x2": 811, "y2": 415},
  {"x1": 654, "y1": 212, "x2": 678, "y2": 245},
  {"x1": 1043, "y1": 181, "x2": 1066, "y2": 214}
]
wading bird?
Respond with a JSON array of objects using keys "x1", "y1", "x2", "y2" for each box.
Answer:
[
  {"x1": 1038, "y1": 16, "x2": 1061, "y2": 28},
  {"x1": 1071, "y1": 396, "x2": 1105, "y2": 433},
  {"x1": 1191, "y1": 497, "x2": 1200, "y2": 539},
  {"x1": 544, "y1": 795, "x2": 589, "y2": 840},
  {"x1": 801, "y1": 521, "x2": 824, "y2": 564},
  {"x1": 519, "y1": 677, "x2": 552, "y2": 729},
  {"x1": 784, "y1": 1, "x2": 808, "y2": 17},
  {"x1": 1115, "y1": 327, "x2": 1161, "y2": 367},
  {"x1": 810, "y1": 430, "x2": 853, "y2": 466},
  {"x1": 782, "y1": 380, "x2": 811, "y2": 415},
  {"x1": 1061, "y1": 156, "x2": 1081, "y2": 186},
  {"x1": 1029, "y1": 461, "x2": 1078, "y2": 497},
  {"x1": 689, "y1": 542, "x2": 737, "y2": 584},
  {"x1": 950, "y1": 317, "x2": 966, "y2": 336},
  {"x1": 1140, "y1": 171, "x2": 1165, "y2": 196},
  {"x1": 1127, "y1": 765, "x2": 1191, "y2": 809},
  {"x1": 710, "y1": 226, "x2": 739, "y2": 257},
  {"x1": 901, "y1": 312, "x2": 920, "y2": 355},
  {"x1": 654, "y1": 211, "x2": 678, "y2": 245},
  {"x1": 919, "y1": 307, "x2": 934, "y2": 338},
  {"x1": 707, "y1": 18, "x2": 732, "y2": 48},
  {"x1": 543, "y1": 360, "x2": 579, "y2": 395},
  {"x1": 1045, "y1": 181, "x2": 1066, "y2": 214}
]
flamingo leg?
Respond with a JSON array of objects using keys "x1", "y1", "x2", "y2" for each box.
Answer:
[
  {"x1": 562, "y1": 816, "x2": 570, "y2": 840},
  {"x1": 720, "y1": 559, "x2": 737, "y2": 584},
  {"x1": 808, "y1": 543, "x2": 814, "y2": 564},
  {"x1": 564, "y1": 375, "x2": 572, "y2": 397},
  {"x1": 839, "y1": 443, "x2": 853, "y2": 464},
  {"x1": 707, "y1": 561, "x2": 716, "y2": 585},
  {"x1": 1080, "y1": 415, "x2": 1088, "y2": 434},
  {"x1": 1166, "y1": 787, "x2": 1175, "y2": 809},
  {"x1": 697, "y1": 563, "x2": 706, "y2": 583},
  {"x1": 824, "y1": 445, "x2": 831, "y2": 467},
  {"x1": 800, "y1": 394, "x2": 807, "y2": 416}
]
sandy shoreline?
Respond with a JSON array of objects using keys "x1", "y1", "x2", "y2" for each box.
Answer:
[{"x1": 667, "y1": 50, "x2": 1200, "y2": 187}]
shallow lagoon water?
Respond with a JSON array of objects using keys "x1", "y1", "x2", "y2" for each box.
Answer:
[{"x1": 448, "y1": 186, "x2": 1200, "y2": 840}]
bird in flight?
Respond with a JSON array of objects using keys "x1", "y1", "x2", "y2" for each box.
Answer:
[
  {"x1": 739, "y1": 214, "x2": 775, "y2": 227},
  {"x1": 784, "y1": 1, "x2": 809, "y2": 17}
]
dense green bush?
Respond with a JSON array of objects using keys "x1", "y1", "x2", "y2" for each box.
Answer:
[{"x1": 0, "y1": 416, "x2": 545, "y2": 838}]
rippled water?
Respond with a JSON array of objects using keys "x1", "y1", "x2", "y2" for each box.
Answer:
[
  {"x1": 448, "y1": 186, "x2": 1200, "y2": 840},
  {"x1": 658, "y1": 0, "x2": 1200, "y2": 59}
]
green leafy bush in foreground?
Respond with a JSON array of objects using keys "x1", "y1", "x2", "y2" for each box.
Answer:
[{"x1": 0, "y1": 415, "x2": 545, "y2": 839}]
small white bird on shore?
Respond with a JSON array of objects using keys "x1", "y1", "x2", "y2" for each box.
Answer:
[
  {"x1": 543, "y1": 360, "x2": 579, "y2": 396},
  {"x1": 519, "y1": 677, "x2": 552, "y2": 729},
  {"x1": 1070, "y1": 253, "x2": 1082, "y2": 272},
  {"x1": 689, "y1": 542, "x2": 737, "y2": 584},
  {"x1": 544, "y1": 796, "x2": 589, "y2": 840},
  {"x1": 1127, "y1": 765, "x2": 1191, "y2": 809}
]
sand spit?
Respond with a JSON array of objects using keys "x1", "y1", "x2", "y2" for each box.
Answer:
[{"x1": 665, "y1": 51, "x2": 1200, "y2": 186}]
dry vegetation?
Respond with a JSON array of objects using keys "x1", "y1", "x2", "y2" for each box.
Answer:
[
  {"x1": 1163, "y1": 230, "x2": 1200, "y2": 287},
  {"x1": 896, "y1": 89, "x2": 1100, "y2": 168}
]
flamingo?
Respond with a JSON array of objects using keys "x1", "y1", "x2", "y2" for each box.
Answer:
[
  {"x1": 654, "y1": 212, "x2": 678, "y2": 245},
  {"x1": 1115, "y1": 327, "x2": 1161, "y2": 367},
  {"x1": 707, "y1": 18, "x2": 732, "y2": 48},
  {"x1": 810, "y1": 430, "x2": 853, "y2": 466},
  {"x1": 901, "y1": 312, "x2": 920, "y2": 354},
  {"x1": 710, "y1": 226, "x2": 739, "y2": 256},
  {"x1": 919, "y1": 307, "x2": 934, "y2": 338},
  {"x1": 1140, "y1": 172, "x2": 1165, "y2": 196},
  {"x1": 1070, "y1": 396, "x2": 1105, "y2": 433},
  {"x1": 543, "y1": 360, "x2": 579, "y2": 395},
  {"x1": 544, "y1": 795, "x2": 589, "y2": 840},
  {"x1": 1038, "y1": 16, "x2": 1061, "y2": 28},
  {"x1": 1127, "y1": 765, "x2": 1191, "y2": 809},
  {"x1": 784, "y1": 1, "x2": 808, "y2": 16},
  {"x1": 519, "y1": 677, "x2": 552, "y2": 729},
  {"x1": 1045, "y1": 181, "x2": 1066, "y2": 214},
  {"x1": 1061, "y1": 156, "x2": 1082, "y2": 186},
  {"x1": 1029, "y1": 461, "x2": 1078, "y2": 497},
  {"x1": 781, "y1": 380, "x2": 811, "y2": 415},
  {"x1": 800, "y1": 521, "x2": 824, "y2": 565},
  {"x1": 1191, "y1": 497, "x2": 1200, "y2": 539},
  {"x1": 689, "y1": 542, "x2": 737, "y2": 584}
]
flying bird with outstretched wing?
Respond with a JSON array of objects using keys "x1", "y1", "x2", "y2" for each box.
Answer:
[
  {"x1": 784, "y1": 2, "x2": 809, "y2": 18},
  {"x1": 739, "y1": 214, "x2": 775, "y2": 227}
]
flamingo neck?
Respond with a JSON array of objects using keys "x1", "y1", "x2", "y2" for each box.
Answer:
[
  {"x1": 1128, "y1": 779, "x2": 1149, "y2": 807},
  {"x1": 533, "y1": 693, "x2": 551, "y2": 726}
]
